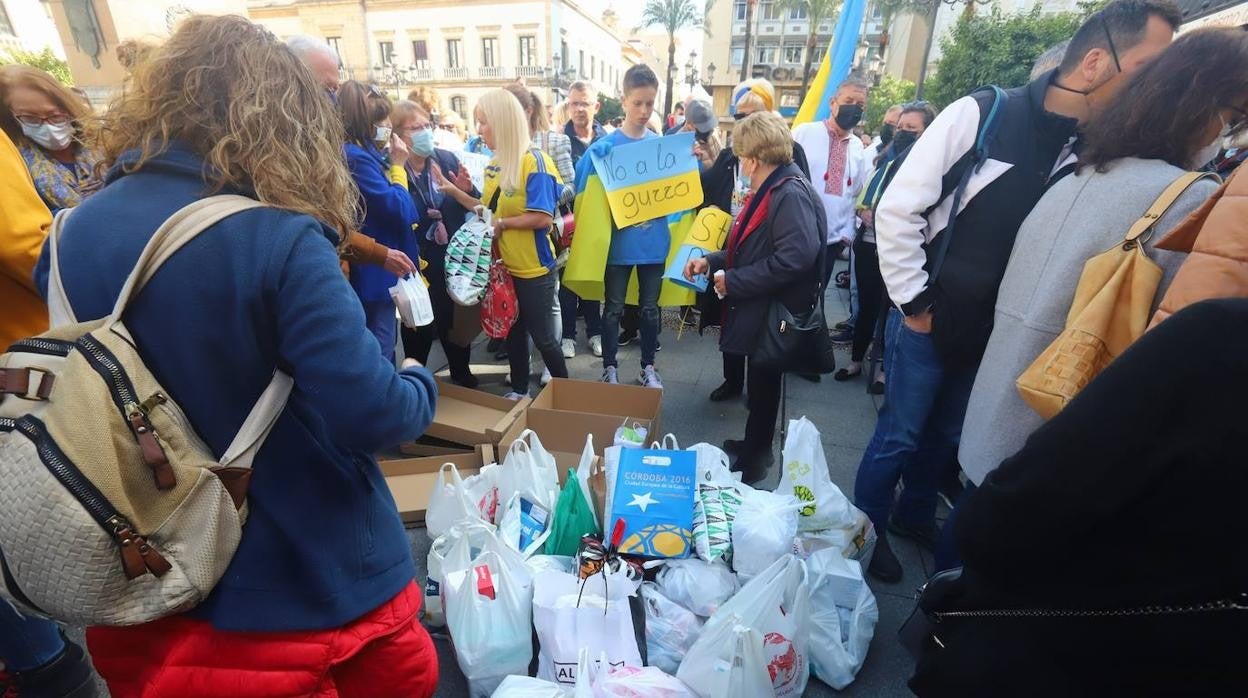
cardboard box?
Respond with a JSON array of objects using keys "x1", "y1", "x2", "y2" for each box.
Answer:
[
  {"x1": 526, "y1": 378, "x2": 663, "y2": 456},
  {"x1": 425, "y1": 379, "x2": 528, "y2": 446},
  {"x1": 498, "y1": 411, "x2": 606, "y2": 520},
  {"x1": 378, "y1": 444, "x2": 496, "y2": 526},
  {"x1": 397, "y1": 435, "x2": 476, "y2": 458}
]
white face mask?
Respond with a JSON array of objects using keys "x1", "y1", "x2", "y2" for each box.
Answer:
[
  {"x1": 374, "y1": 125, "x2": 392, "y2": 144},
  {"x1": 1190, "y1": 137, "x2": 1222, "y2": 170},
  {"x1": 22, "y1": 121, "x2": 74, "y2": 151}
]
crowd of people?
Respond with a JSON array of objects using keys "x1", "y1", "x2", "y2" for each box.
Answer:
[{"x1": 1, "y1": 1, "x2": 1247, "y2": 694}]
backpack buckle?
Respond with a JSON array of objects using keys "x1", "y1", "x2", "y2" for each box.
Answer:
[{"x1": 0, "y1": 367, "x2": 55, "y2": 401}]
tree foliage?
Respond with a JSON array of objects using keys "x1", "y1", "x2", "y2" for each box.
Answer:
[
  {"x1": 866, "y1": 75, "x2": 917, "y2": 132},
  {"x1": 1, "y1": 47, "x2": 74, "y2": 85},
  {"x1": 639, "y1": 0, "x2": 708, "y2": 118},
  {"x1": 598, "y1": 93, "x2": 624, "y2": 123},
  {"x1": 926, "y1": 6, "x2": 1082, "y2": 109}
]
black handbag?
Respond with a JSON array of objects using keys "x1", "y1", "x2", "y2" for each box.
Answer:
[{"x1": 750, "y1": 247, "x2": 836, "y2": 375}]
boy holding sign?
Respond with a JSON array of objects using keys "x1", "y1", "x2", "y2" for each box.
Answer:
[{"x1": 596, "y1": 65, "x2": 671, "y2": 389}]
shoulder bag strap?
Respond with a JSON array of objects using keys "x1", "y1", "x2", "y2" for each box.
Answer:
[
  {"x1": 1123, "y1": 171, "x2": 1220, "y2": 245},
  {"x1": 45, "y1": 207, "x2": 78, "y2": 328}
]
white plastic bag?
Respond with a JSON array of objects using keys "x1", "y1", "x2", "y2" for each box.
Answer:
[
  {"x1": 807, "y1": 549, "x2": 878, "y2": 690},
  {"x1": 389, "y1": 273, "x2": 434, "y2": 328},
  {"x1": 444, "y1": 548, "x2": 534, "y2": 696},
  {"x1": 793, "y1": 508, "x2": 877, "y2": 564},
  {"x1": 640, "y1": 582, "x2": 704, "y2": 674},
  {"x1": 499, "y1": 429, "x2": 560, "y2": 512},
  {"x1": 498, "y1": 491, "x2": 553, "y2": 556},
  {"x1": 447, "y1": 206, "x2": 495, "y2": 306},
  {"x1": 575, "y1": 434, "x2": 599, "y2": 523},
  {"x1": 653, "y1": 558, "x2": 739, "y2": 618},
  {"x1": 592, "y1": 665, "x2": 696, "y2": 697},
  {"x1": 686, "y1": 443, "x2": 734, "y2": 484},
  {"x1": 526, "y1": 554, "x2": 575, "y2": 575},
  {"x1": 678, "y1": 555, "x2": 810, "y2": 698},
  {"x1": 731, "y1": 489, "x2": 801, "y2": 580},
  {"x1": 427, "y1": 462, "x2": 502, "y2": 538},
  {"x1": 686, "y1": 621, "x2": 775, "y2": 698},
  {"x1": 649, "y1": 434, "x2": 680, "y2": 450},
  {"x1": 613, "y1": 421, "x2": 648, "y2": 449},
  {"x1": 492, "y1": 675, "x2": 572, "y2": 698},
  {"x1": 427, "y1": 519, "x2": 528, "y2": 627},
  {"x1": 533, "y1": 569, "x2": 643, "y2": 686},
  {"x1": 777, "y1": 418, "x2": 855, "y2": 532}
]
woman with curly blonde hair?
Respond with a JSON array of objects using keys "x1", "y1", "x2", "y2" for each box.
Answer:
[{"x1": 35, "y1": 14, "x2": 439, "y2": 697}]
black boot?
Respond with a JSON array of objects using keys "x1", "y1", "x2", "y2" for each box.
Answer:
[
  {"x1": 709, "y1": 381, "x2": 743, "y2": 402},
  {"x1": 729, "y1": 447, "x2": 774, "y2": 485},
  {"x1": 867, "y1": 532, "x2": 903, "y2": 584},
  {"x1": 889, "y1": 519, "x2": 939, "y2": 552},
  {"x1": 10, "y1": 635, "x2": 99, "y2": 698}
]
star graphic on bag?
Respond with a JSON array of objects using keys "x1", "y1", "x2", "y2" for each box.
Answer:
[{"x1": 627, "y1": 491, "x2": 658, "y2": 513}]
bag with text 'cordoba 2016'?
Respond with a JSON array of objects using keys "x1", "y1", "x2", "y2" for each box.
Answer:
[{"x1": 0, "y1": 196, "x2": 292, "y2": 626}]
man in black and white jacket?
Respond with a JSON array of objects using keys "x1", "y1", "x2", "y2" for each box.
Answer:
[{"x1": 853, "y1": 0, "x2": 1181, "y2": 583}]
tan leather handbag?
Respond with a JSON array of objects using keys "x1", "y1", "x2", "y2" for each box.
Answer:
[{"x1": 1016, "y1": 172, "x2": 1217, "y2": 419}]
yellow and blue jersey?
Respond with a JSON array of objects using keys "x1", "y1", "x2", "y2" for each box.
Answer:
[{"x1": 483, "y1": 149, "x2": 562, "y2": 279}]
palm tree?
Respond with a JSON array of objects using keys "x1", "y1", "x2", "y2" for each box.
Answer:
[
  {"x1": 740, "y1": 0, "x2": 757, "y2": 81},
  {"x1": 640, "y1": 0, "x2": 709, "y2": 118},
  {"x1": 778, "y1": 0, "x2": 842, "y2": 102}
]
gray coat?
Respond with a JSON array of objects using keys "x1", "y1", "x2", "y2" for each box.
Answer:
[{"x1": 959, "y1": 158, "x2": 1218, "y2": 485}]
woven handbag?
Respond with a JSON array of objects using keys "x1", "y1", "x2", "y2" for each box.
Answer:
[
  {"x1": 1016, "y1": 172, "x2": 1217, "y2": 419},
  {"x1": 0, "y1": 196, "x2": 292, "y2": 626}
]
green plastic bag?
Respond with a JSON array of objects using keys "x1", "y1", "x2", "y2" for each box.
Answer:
[{"x1": 544, "y1": 468, "x2": 602, "y2": 556}]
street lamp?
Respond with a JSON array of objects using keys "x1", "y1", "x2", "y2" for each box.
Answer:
[
  {"x1": 373, "y1": 63, "x2": 416, "y2": 100},
  {"x1": 545, "y1": 53, "x2": 578, "y2": 101},
  {"x1": 705, "y1": 62, "x2": 716, "y2": 86},
  {"x1": 684, "y1": 50, "x2": 699, "y2": 90}
]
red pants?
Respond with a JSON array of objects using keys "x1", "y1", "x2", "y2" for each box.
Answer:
[{"x1": 85, "y1": 582, "x2": 437, "y2": 698}]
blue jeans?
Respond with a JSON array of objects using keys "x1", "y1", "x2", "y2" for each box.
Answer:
[
  {"x1": 0, "y1": 602, "x2": 64, "y2": 672},
  {"x1": 362, "y1": 298, "x2": 397, "y2": 366},
  {"x1": 601, "y1": 263, "x2": 662, "y2": 369},
  {"x1": 559, "y1": 281, "x2": 601, "y2": 341},
  {"x1": 854, "y1": 309, "x2": 978, "y2": 533}
]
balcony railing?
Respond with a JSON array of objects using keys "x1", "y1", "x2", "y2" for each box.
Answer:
[
  {"x1": 516, "y1": 65, "x2": 545, "y2": 79},
  {"x1": 443, "y1": 66, "x2": 468, "y2": 80},
  {"x1": 410, "y1": 67, "x2": 435, "y2": 81},
  {"x1": 479, "y1": 65, "x2": 506, "y2": 79}
]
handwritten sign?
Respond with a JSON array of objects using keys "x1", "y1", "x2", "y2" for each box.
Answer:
[
  {"x1": 683, "y1": 206, "x2": 732, "y2": 250},
  {"x1": 454, "y1": 149, "x2": 491, "y2": 194},
  {"x1": 590, "y1": 132, "x2": 704, "y2": 228}
]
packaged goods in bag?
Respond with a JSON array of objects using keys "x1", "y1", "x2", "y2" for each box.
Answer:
[
  {"x1": 731, "y1": 489, "x2": 802, "y2": 580},
  {"x1": 677, "y1": 555, "x2": 810, "y2": 698},
  {"x1": 613, "y1": 421, "x2": 648, "y2": 449},
  {"x1": 792, "y1": 508, "x2": 876, "y2": 563},
  {"x1": 682, "y1": 622, "x2": 775, "y2": 698},
  {"x1": 426, "y1": 519, "x2": 529, "y2": 627},
  {"x1": 527, "y1": 554, "x2": 575, "y2": 575},
  {"x1": 533, "y1": 569, "x2": 645, "y2": 686},
  {"x1": 777, "y1": 418, "x2": 855, "y2": 532},
  {"x1": 639, "y1": 582, "x2": 704, "y2": 674},
  {"x1": 545, "y1": 436, "x2": 602, "y2": 556},
  {"x1": 444, "y1": 548, "x2": 534, "y2": 697},
  {"x1": 447, "y1": 207, "x2": 495, "y2": 306},
  {"x1": 427, "y1": 462, "x2": 502, "y2": 538},
  {"x1": 499, "y1": 429, "x2": 560, "y2": 512},
  {"x1": 691, "y1": 481, "x2": 744, "y2": 564},
  {"x1": 390, "y1": 273, "x2": 435, "y2": 328},
  {"x1": 498, "y1": 492, "x2": 553, "y2": 556},
  {"x1": 653, "y1": 558, "x2": 739, "y2": 618},
  {"x1": 609, "y1": 448, "x2": 696, "y2": 558},
  {"x1": 806, "y1": 549, "x2": 878, "y2": 690},
  {"x1": 592, "y1": 665, "x2": 696, "y2": 697},
  {"x1": 491, "y1": 675, "x2": 572, "y2": 698}
]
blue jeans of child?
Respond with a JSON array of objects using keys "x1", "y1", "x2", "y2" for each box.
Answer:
[
  {"x1": 853, "y1": 309, "x2": 978, "y2": 534},
  {"x1": 0, "y1": 602, "x2": 64, "y2": 672},
  {"x1": 601, "y1": 264, "x2": 663, "y2": 369}
]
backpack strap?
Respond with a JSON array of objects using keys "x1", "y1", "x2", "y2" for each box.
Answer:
[
  {"x1": 1124, "y1": 171, "x2": 1220, "y2": 245},
  {"x1": 45, "y1": 207, "x2": 79, "y2": 328},
  {"x1": 927, "y1": 85, "x2": 1008, "y2": 284}
]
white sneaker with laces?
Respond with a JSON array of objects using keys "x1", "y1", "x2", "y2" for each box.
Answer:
[
  {"x1": 602, "y1": 366, "x2": 619, "y2": 384},
  {"x1": 541, "y1": 367, "x2": 552, "y2": 385},
  {"x1": 561, "y1": 338, "x2": 576, "y2": 359},
  {"x1": 588, "y1": 334, "x2": 603, "y2": 357},
  {"x1": 640, "y1": 365, "x2": 663, "y2": 390}
]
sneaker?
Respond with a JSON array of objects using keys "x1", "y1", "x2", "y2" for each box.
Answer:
[
  {"x1": 639, "y1": 365, "x2": 663, "y2": 389},
  {"x1": 503, "y1": 391, "x2": 528, "y2": 401},
  {"x1": 561, "y1": 338, "x2": 576, "y2": 359},
  {"x1": 541, "y1": 367, "x2": 553, "y2": 386},
  {"x1": 829, "y1": 328, "x2": 854, "y2": 344},
  {"x1": 656, "y1": 339, "x2": 662, "y2": 352},
  {"x1": 618, "y1": 329, "x2": 637, "y2": 345},
  {"x1": 867, "y1": 533, "x2": 903, "y2": 583},
  {"x1": 588, "y1": 334, "x2": 603, "y2": 357},
  {"x1": 602, "y1": 366, "x2": 619, "y2": 384}
]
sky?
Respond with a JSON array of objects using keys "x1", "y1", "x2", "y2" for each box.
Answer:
[{"x1": 609, "y1": 0, "x2": 707, "y2": 56}]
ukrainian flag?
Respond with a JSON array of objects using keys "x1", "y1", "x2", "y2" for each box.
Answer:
[
  {"x1": 793, "y1": 0, "x2": 870, "y2": 126},
  {"x1": 564, "y1": 139, "x2": 696, "y2": 307}
]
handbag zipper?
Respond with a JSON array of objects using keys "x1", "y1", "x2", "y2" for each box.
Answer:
[
  {"x1": 76, "y1": 335, "x2": 175, "y2": 489},
  {"x1": 6, "y1": 338, "x2": 74, "y2": 357},
  {"x1": 1, "y1": 416, "x2": 171, "y2": 579}
]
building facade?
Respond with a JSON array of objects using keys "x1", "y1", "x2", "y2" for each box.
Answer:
[
  {"x1": 248, "y1": 0, "x2": 635, "y2": 123},
  {"x1": 0, "y1": 0, "x2": 66, "y2": 59}
]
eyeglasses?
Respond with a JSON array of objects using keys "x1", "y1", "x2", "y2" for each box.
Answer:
[
  {"x1": 901, "y1": 100, "x2": 930, "y2": 111},
  {"x1": 570, "y1": 101, "x2": 593, "y2": 109},
  {"x1": 438, "y1": 123, "x2": 456, "y2": 131},
  {"x1": 12, "y1": 112, "x2": 71, "y2": 127}
]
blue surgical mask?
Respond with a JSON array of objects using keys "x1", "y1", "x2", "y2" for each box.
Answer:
[{"x1": 410, "y1": 128, "x2": 435, "y2": 156}]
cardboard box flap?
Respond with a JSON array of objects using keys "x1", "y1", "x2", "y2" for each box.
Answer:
[
  {"x1": 379, "y1": 445, "x2": 495, "y2": 525},
  {"x1": 425, "y1": 379, "x2": 529, "y2": 446}
]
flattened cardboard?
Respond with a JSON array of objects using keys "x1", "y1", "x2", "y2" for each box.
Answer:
[
  {"x1": 378, "y1": 444, "x2": 496, "y2": 525},
  {"x1": 527, "y1": 378, "x2": 663, "y2": 456},
  {"x1": 425, "y1": 379, "x2": 529, "y2": 446},
  {"x1": 398, "y1": 435, "x2": 475, "y2": 458}
]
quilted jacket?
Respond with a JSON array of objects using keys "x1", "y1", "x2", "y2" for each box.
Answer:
[{"x1": 1150, "y1": 167, "x2": 1248, "y2": 328}]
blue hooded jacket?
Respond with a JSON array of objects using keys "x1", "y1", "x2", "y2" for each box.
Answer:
[
  {"x1": 33, "y1": 143, "x2": 437, "y2": 632},
  {"x1": 344, "y1": 141, "x2": 421, "y2": 302}
]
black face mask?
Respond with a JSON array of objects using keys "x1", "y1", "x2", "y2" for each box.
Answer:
[
  {"x1": 892, "y1": 129, "x2": 919, "y2": 153},
  {"x1": 835, "y1": 103, "x2": 864, "y2": 130},
  {"x1": 879, "y1": 123, "x2": 895, "y2": 146}
]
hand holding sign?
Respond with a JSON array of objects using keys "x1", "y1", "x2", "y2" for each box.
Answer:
[{"x1": 590, "y1": 132, "x2": 704, "y2": 228}]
